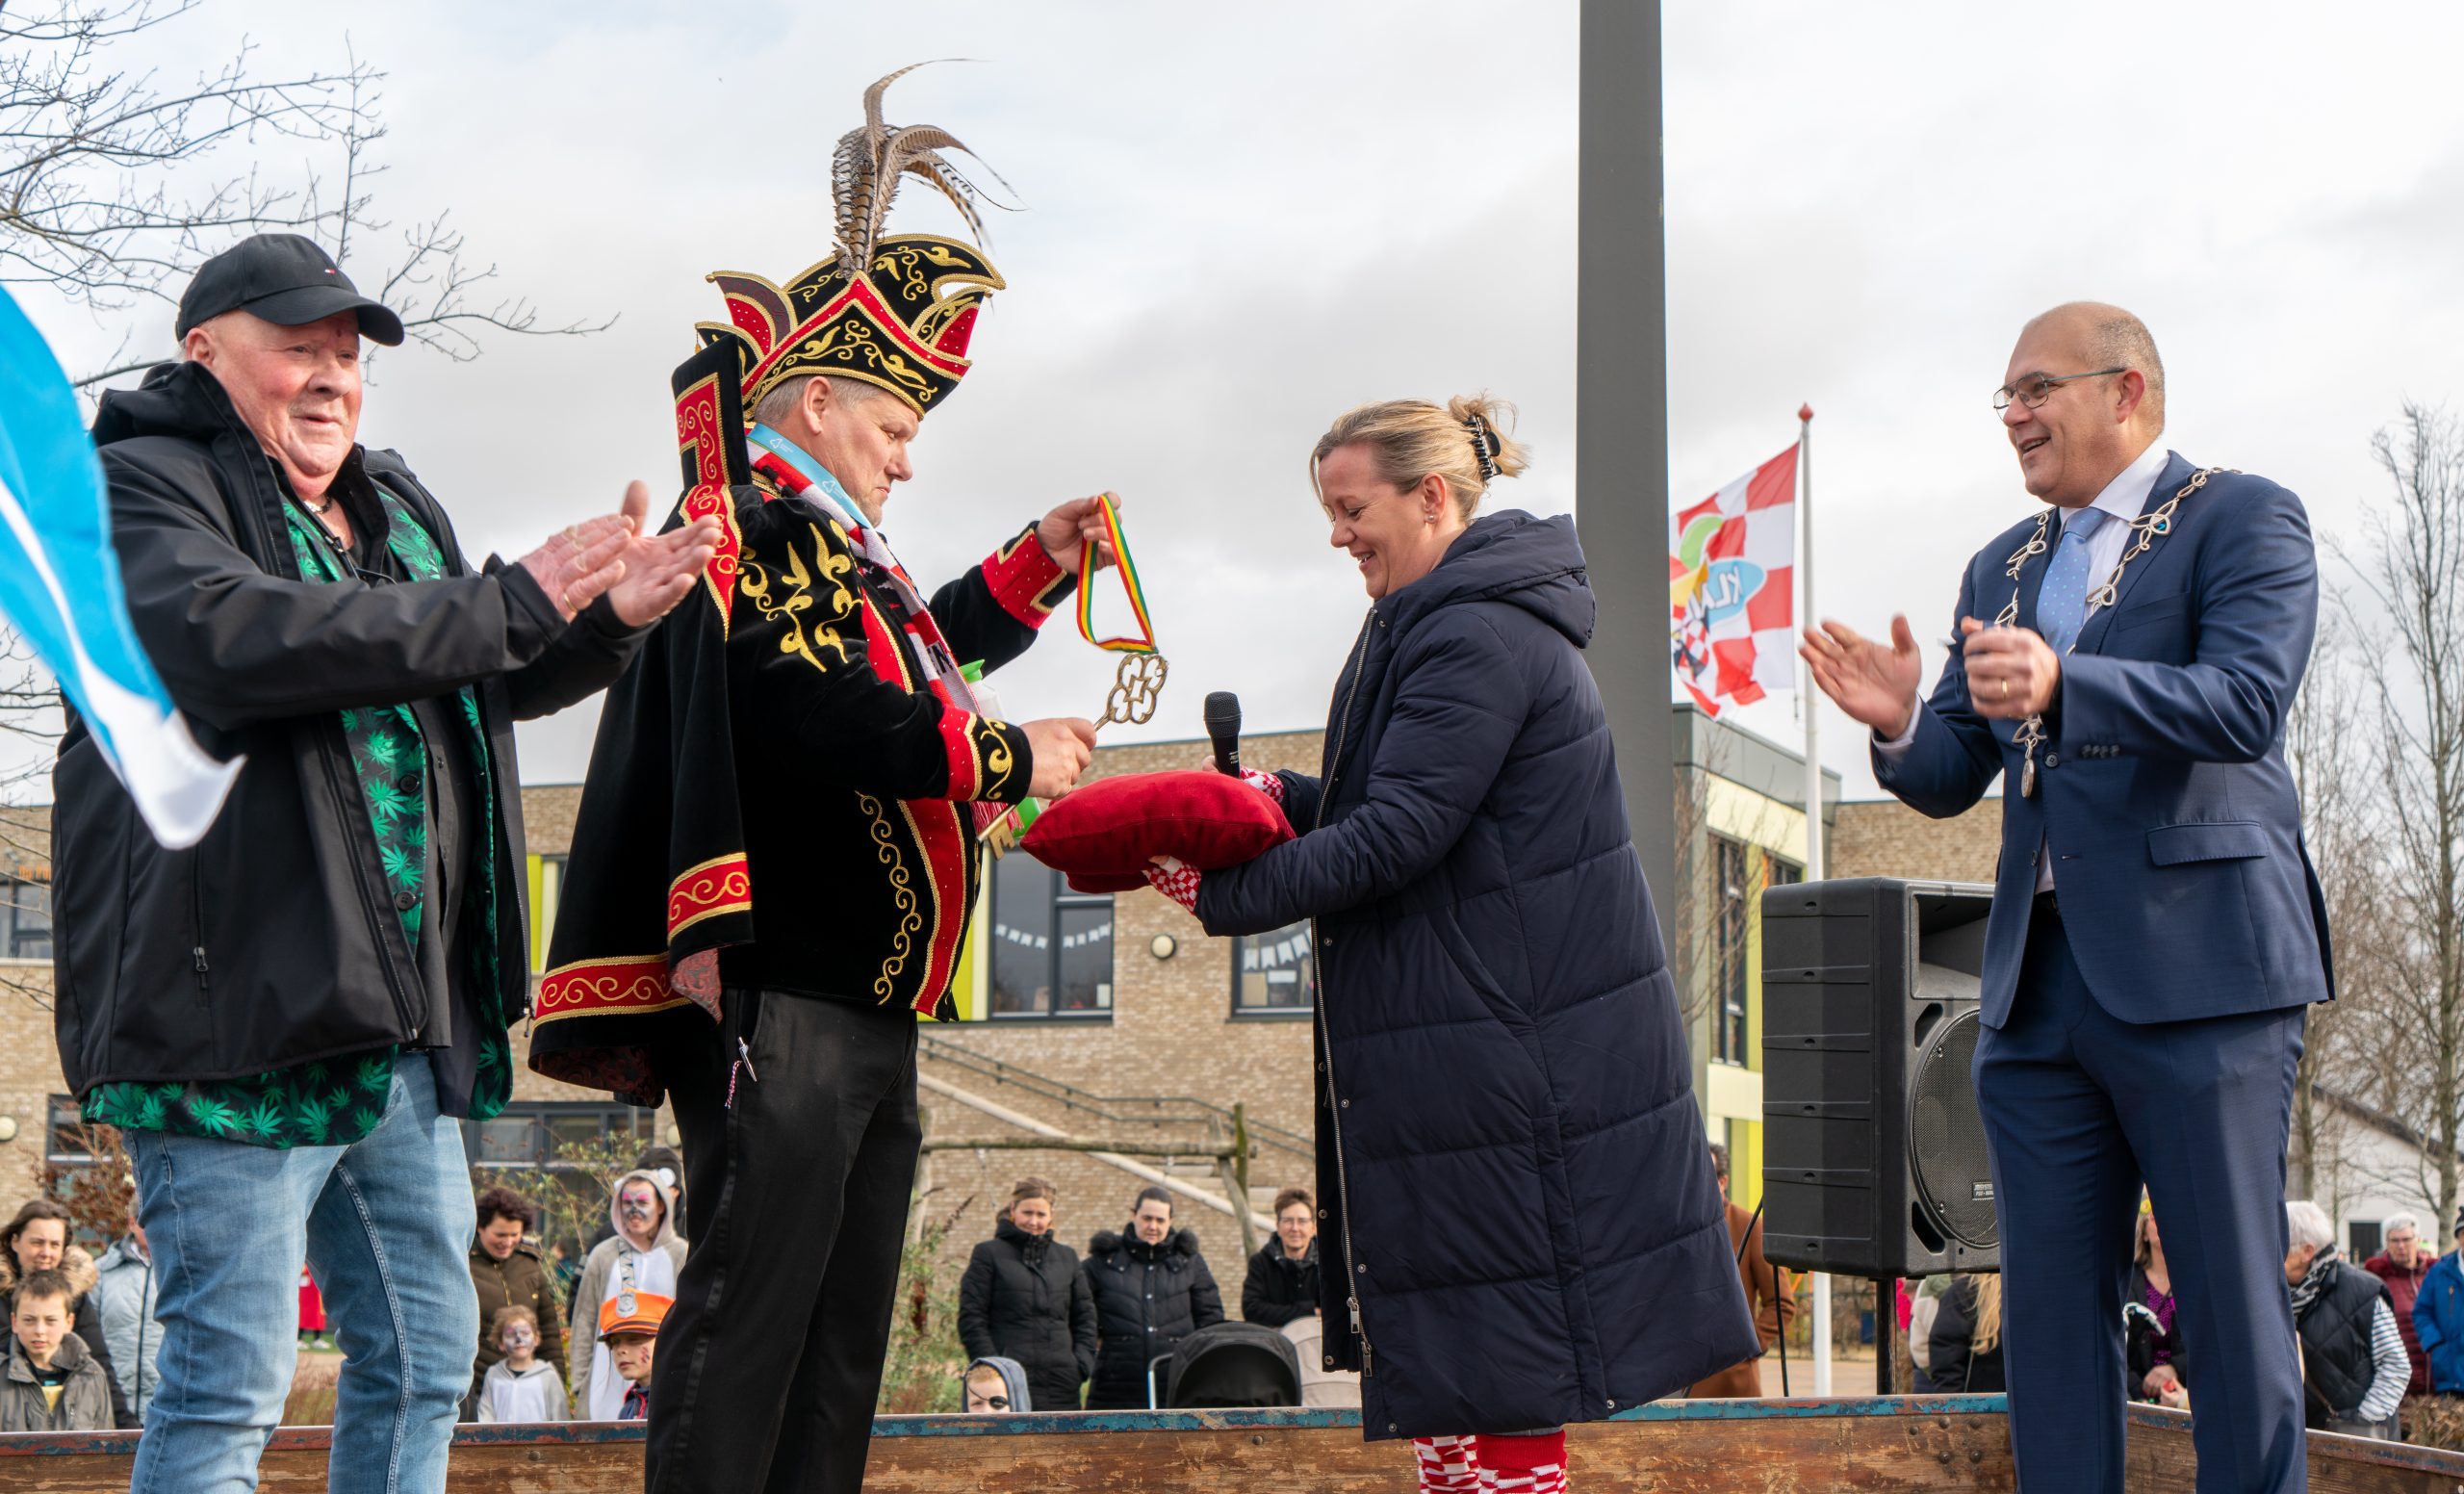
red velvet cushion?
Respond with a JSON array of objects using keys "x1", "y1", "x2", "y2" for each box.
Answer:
[{"x1": 1020, "y1": 769, "x2": 1296, "y2": 893}]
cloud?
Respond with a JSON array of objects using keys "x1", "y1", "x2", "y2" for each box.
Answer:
[{"x1": 13, "y1": 0, "x2": 2463, "y2": 812}]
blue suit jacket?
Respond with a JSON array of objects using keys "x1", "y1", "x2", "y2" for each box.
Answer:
[{"x1": 1873, "y1": 451, "x2": 2334, "y2": 1027}]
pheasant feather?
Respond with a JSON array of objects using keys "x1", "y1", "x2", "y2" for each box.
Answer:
[{"x1": 834, "y1": 63, "x2": 1014, "y2": 268}]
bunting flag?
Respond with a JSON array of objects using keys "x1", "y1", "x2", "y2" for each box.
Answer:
[
  {"x1": 0, "y1": 288, "x2": 240, "y2": 847},
  {"x1": 1668, "y1": 444, "x2": 1799, "y2": 717}
]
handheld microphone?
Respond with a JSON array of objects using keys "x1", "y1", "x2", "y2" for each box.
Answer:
[{"x1": 1204, "y1": 691, "x2": 1243, "y2": 778}]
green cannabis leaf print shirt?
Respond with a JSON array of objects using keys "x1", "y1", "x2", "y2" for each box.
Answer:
[{"x1": 83, "y1": 490, "x2": 512, "y2": 1149}]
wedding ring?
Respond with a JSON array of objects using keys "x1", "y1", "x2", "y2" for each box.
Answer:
[{"x1": 2000, "y1": 679, "x2": 2010, "y2": 701}]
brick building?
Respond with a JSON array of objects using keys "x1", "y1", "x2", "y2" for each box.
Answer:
[{"x1": 0, "y1": 716, "x2": 1998, "y2": 1281}]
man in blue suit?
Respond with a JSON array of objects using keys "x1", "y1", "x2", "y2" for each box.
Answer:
[{"x1": 1804, "y1": 301, "x2": 2331, "y2": 1493}]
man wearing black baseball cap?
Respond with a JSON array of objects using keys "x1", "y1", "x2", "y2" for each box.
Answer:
[
  {"x1": 173, "y1": 232, "x2": 409, "y2": 347},
  {"x1": 52, "y1": 231, "x2": 721, "y2": 1494}
]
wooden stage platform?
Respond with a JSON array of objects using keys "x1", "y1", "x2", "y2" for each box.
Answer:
[{"x1": 2, "y1": 1397, "x2": 2459, "y2": 1491}]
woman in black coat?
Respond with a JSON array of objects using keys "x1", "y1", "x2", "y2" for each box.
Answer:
[
  {"x1": 1243, "y1": 1187, "x2": 1322, "y2": 1330},
  {"x1": 957, "y1": 1178, "x2": 1095, "y2": 1412},
  {"x1": 1156, "y1": 398, "x2": 1757, "y2": 1467},
  {"x1": 1921, "y1": 1275, "x2": 2007, "y2": 1393},
  {"x1": 1082, "y1": 1188, "x2": 1225, "y2": 1409}
]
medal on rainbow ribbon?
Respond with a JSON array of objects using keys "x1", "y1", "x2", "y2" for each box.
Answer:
[{"x1": 1081, "y1": 492, "x2": 1167, "y2": 727}]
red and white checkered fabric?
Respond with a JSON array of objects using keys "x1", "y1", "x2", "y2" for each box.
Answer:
[
  {"x1": 1142, "y1": 855, "x2": 1202, "y2": 913},
  {"x1": 1478, "y1": 1461, "x2": 1566, "y2": 1494},
  {"x1": 1413, "y1": 1435, "x2": 1481, "y2": 1494},
  {"x1": 1476, "y1": 1431, "x2": 1567, "y2": 1494},
  {"x1": 1240, "y1": 768, "x2": 1286, "y2": 806}
]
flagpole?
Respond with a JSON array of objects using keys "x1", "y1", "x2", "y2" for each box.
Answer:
[{"x1": 1797, "y1": 401, "x2": 1832, "y2": 1395}]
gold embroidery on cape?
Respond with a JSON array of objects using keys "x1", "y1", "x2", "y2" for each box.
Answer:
[
  {"x1": 977, "y1": 718, "x2": 1017, "y2": 799},
  {"x1": 860, "y1": 792, "x2": 922, "y2": 1004},
  {"x1": 741, "y1": 523, "x2": 855, "y2": 669}
]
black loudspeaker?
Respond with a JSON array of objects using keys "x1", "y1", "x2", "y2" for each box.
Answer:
[{"x1": 1759, "y1": 877, "x2": 2000, "y2": 1277}]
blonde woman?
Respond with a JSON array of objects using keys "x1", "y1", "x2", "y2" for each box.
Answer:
[
  {"x1": 957, "y1": 1178, "x2": 1096, "y2": 1412},
  {"x1": 1923, "y1": 1275, "x2": 2006, "y2": 1393},
  {"x1": 1150, "y1": 397, "x2": 1754, "y2": 1492}
]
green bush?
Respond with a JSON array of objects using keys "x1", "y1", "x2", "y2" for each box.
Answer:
[{"x1": 877, "y1": 1192, "x2": 977, "y2": 1414}]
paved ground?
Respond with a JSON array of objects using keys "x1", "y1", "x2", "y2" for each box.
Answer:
[{"x1": 1748, "y1": 1351, "x2": 1880, "y2": 1399}]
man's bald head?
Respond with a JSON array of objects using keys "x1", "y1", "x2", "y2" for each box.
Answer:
[
  {"x1": 2001, "y1": 301, "x2": 2166, "y2": 506},
  {"x1": 2021, "y1": 302, "x2": 2165, "y2": 430}
]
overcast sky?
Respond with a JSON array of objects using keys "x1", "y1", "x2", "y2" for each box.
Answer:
[{"x1": 22, "y1": 0, "x2": 2464, "y2": 802}]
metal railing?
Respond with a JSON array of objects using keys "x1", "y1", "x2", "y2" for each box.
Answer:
[{"x1": 915, "y1": 1031, "x2": 1312, "y2": 1162}]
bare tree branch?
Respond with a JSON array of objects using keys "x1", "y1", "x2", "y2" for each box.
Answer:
[
  {"x1": 2318, "y1": 402, "x2": 2464, "y2": 1231},
  {"x1": 0, "y1": 1, "x2": 374, "y2": 313},
  {"x1": 1, "y1": 2, "x2": 615, "y2": 386}
]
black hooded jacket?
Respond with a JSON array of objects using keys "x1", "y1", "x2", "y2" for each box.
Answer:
[
  {"x1": 958, "y1": 1219, "x2": 1095, "y2": 1411},
  {"x1": 1242, "y1": 1237, "x2": 1321, "y2": 1330},
  {"x1": 55, "y1": 361, "x2": 644, "y2": 1091},
  {"x1": 1081, "y1": 1224, "x2": 1224, "y2": 1409},
  {"x1": 1197, "y1": 511, "x2": 1758, "y2": 1439}
]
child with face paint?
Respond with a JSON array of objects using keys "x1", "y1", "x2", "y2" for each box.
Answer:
[
  {"x1": 567, "y1": 1169, "x2": 686, "y2": 1421},
  {"x1": 598, "y1": 1292, "x2": 671, "y2": 1421},
  {"x1": 475, "y1": 1306, "x2": 569, "y2": 1423}
]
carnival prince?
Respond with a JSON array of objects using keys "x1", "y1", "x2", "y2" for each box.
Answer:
[{"x1": 531, "y1": 69, "x2": 1111, "y2": 1494}]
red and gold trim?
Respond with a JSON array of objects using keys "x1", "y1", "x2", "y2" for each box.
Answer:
[
  {"x1": 668, "y1": 854, "x2": 752, "y2": 941},
  {"x1": 982, "y1": 525, "x2": 1070, "y2": 629},
  {"x1": 674, "y1": 370, "x2": 747, "y2": 631},
  {"x1": 898, "y1": 797, "x2": 972, "y2": 1014},
  {"x1": 534, "y1": 954, "x2": 692, "y2": 1027},
  {"x1": 938, "y1": 710, "x2": 983, "y2": 800},
  {"x1": 739, "y1": 273, "x2": 971, "y2": 413},
  {"x1": 700, "y1": 236, "x2": 1004, "y2": 420}
]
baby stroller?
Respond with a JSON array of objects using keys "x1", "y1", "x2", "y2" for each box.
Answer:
[{"x1": 1146, "y1": 1322, "x2": 1304, "y2": 1408}]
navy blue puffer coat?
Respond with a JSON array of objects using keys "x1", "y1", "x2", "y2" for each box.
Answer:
[{"x1": 1197, "y1": 511, "x2": 1757, "y2": 1439}]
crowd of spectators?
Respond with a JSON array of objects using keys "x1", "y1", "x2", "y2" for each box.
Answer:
[{"x1": 29, "y1": 1160, "x2": 2464, "y2": 1437}]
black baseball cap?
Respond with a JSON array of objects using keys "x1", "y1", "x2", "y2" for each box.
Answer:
[{"x1": 175, "y1": 233, "x2": 405, "y2": 346}]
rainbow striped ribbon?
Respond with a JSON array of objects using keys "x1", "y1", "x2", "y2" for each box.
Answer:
[{"x1": 1074, "y1": 492, "x2": 1157, "y2": 655}]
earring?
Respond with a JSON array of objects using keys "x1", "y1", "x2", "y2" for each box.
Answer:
[{"x1": 1424, "y1": 511, "x2": 1438, "y2": 526}]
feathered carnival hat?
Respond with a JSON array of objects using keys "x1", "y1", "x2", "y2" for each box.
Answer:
[{"x1": 696, "y1": 64, "x2": 1007, "y2": 417}]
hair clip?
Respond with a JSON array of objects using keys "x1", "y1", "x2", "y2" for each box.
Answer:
[{"x1": 1465, "y1": 415, "x2": 1501, "y2": 480}]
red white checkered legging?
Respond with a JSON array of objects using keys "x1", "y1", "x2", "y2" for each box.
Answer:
[{"x1": 1412, "y1": 1431, "x2": 1568, "y2": 1494}]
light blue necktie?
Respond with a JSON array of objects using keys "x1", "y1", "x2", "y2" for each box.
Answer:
[{"x1": 2036, "y1": 507, "x2": 2113, "y2": 656}]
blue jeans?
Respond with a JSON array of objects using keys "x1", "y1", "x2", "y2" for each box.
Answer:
[{"x1": 126, "y1": 1052, "x2": 477, "y2": 1494}]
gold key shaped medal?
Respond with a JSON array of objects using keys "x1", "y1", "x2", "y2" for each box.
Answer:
[{"x1": 1099, "y1": 654, "x2": 1169, "y2": 727}]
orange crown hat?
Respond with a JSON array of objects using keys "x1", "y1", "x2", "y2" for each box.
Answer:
[
  {"x1": 697, "y1": 64, "x2": 1008, "y2": 418},
  {"x1": 598, "y1": 1289, "x2": 674, "y2": 1342}
]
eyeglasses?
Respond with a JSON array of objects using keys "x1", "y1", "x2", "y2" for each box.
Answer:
[{"x1": 1992, "y1": 367, "x2": 2126, "y2": 411}]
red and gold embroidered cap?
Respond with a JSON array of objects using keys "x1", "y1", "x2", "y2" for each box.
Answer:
[
  {"x1": 696, "y1": 64, "x2": 1006, "y2": 417},
  {"x1": 599, "y1": 1290, "x2": 675, "y2": 1342}
]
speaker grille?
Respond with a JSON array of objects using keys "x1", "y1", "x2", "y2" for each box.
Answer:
[{"x1": 1908, "y1": 1008, "x2": 1997, "y2": 1249}]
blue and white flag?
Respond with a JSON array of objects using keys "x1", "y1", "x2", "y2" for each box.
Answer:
[{"x1": 0, "y1": 288, "x2": 238, "y2": 847}]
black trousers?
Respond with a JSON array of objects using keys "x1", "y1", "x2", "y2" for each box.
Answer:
[{"x1": 645, "y1": 989, "x2": 922, "y2": 1494}]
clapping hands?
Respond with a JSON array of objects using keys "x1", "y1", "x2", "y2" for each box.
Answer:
[{"x1": 517, "y1": 481, "x2": 725, "y2": 626}]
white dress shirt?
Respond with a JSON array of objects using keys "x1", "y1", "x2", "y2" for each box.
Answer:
[{"x1": 1875, "y1": 441, "x2": 2173, "y2": 889}]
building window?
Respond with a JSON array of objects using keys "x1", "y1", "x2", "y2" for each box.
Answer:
[
  {"x1": 462, "y1": 1101, "x2": 656, "y2": 1170},
  {"x1": 45, "y1": 1096, "x2": 91, "y2": 1166},
  {"x1": 989, "y1": 854, "x2": 1113, "y2": 1018},
  {"x1": 2350, "y1": 1219, "x2": 2383, "y2": 1263},
  {"x1": 1769, "y1": 856, "x2": 1802, "y2": 889},
  {"x1": 1712, "y1": 836, "x2": 1750, "y2": 1065},
  {"x1": 0, "y1": 879, "x2": 50, "y2": 961},
  {"x1": 1233, "y1": 920, "x2": 1317, "y2": 1016}
]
